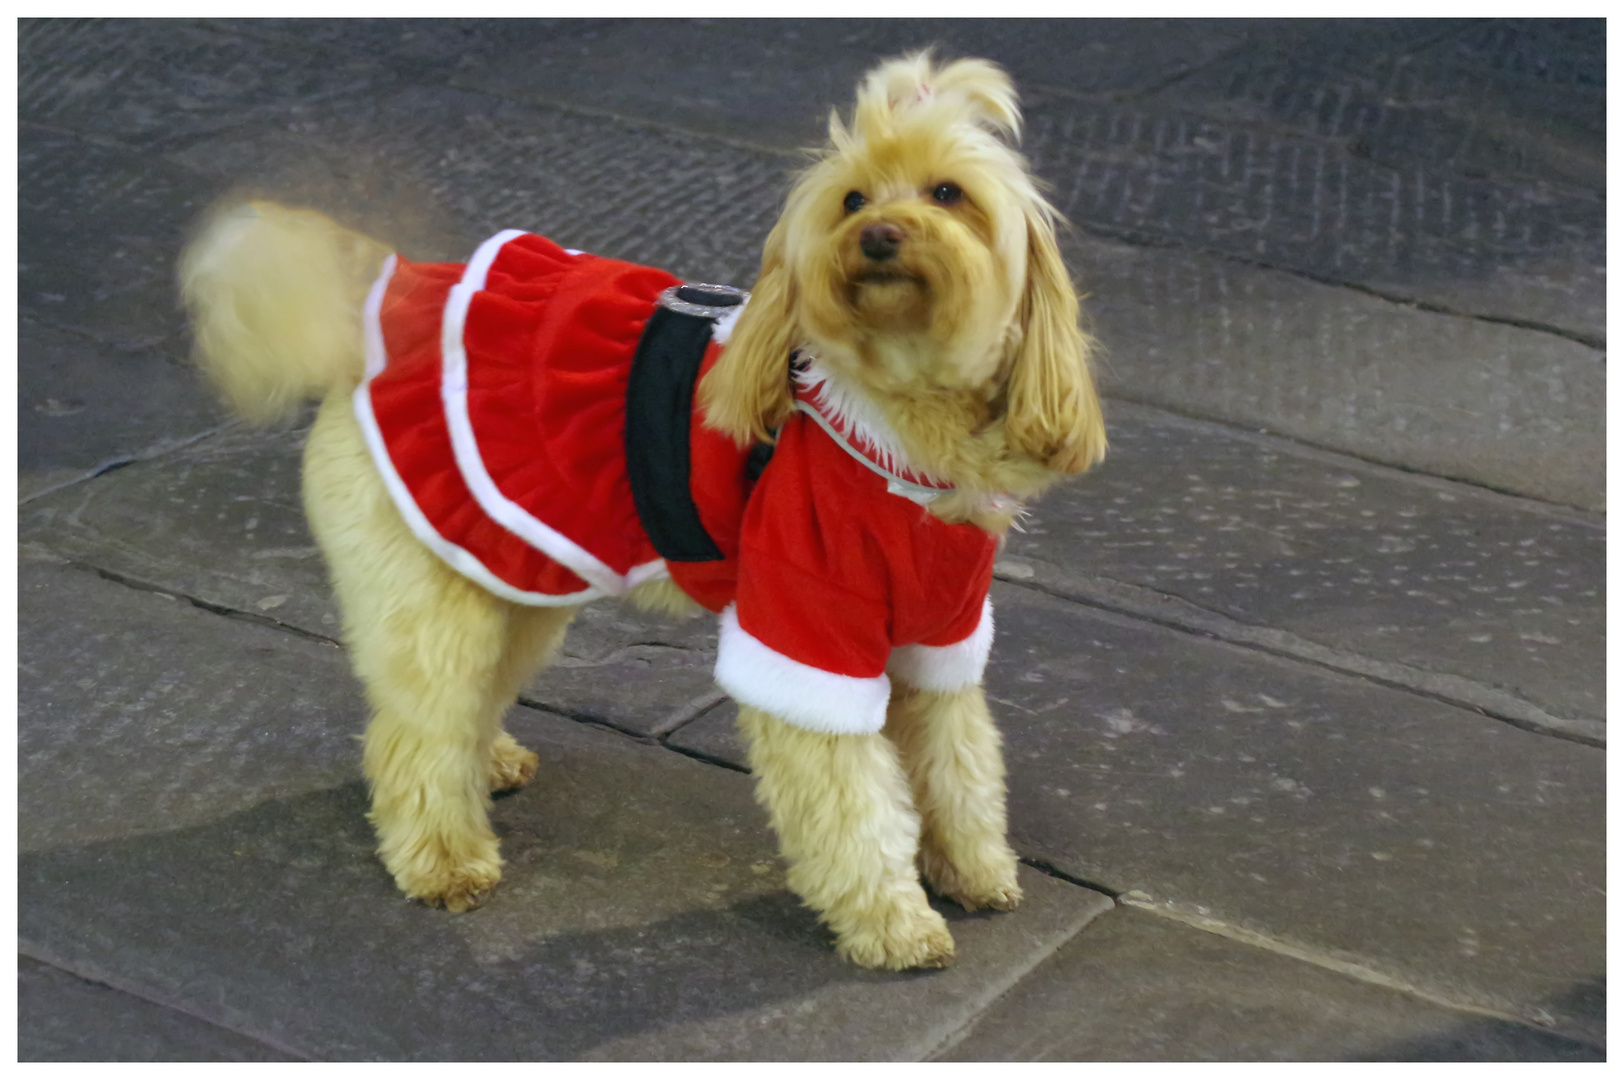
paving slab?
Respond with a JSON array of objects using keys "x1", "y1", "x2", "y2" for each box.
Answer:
[
  {"x1": 1155, "y1": 21, "x2": 1605, "y2": 193},
  {"x1": 934, "y1": 907, "x2": 1602, "y2": 1061},
  {"x1": 1002, "y1": 400, "x2": 1604, "y2": 726},
  {"x1": 668, "y1": 581, "x2": 1604, "y2": 1043},
  {"x1": 1020, "y1": 98, "x2": 1604, "y2": 346},
  {"x1": 18, "y1": 124, "x2": 215, "y2": 351},
  {"x1": 18, "y1": 316, "x2": 228, "y2": 501},
  {"x1": 18, "y1": 19, "x2": 398, "y2": 150},
  {"x1": 18, "y1": 558, "x2": 1113, "y2": 1060},
  {"x1": 1077, "y1": 231, "x2": 1604, "y2": 510},
  {"x1": 17, "y1": 425, "x2": 721, "y2": 739},
  {"x1": 18, "y1": 957, "x2": 299, "y2": 1062},
  {"x1": 162, "y1": 81, "x2": 787, "y2": 288}
]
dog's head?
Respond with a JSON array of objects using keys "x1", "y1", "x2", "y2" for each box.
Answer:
[{"x1": 702, "y1": 51, "x2": 1105, "y2": 477}]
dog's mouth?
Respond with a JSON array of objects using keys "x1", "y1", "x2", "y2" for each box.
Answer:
[{"x1": 851, "y1": 269, "x2": 924, "y2": 288}]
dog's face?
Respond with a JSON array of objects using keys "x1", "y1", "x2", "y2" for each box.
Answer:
[
  {"x1": 784, "y1": 105, "x2": 1032, "y2": 390},
  {"x1": 703, "y1": 53, "x2": 1106, "y2": 479}
]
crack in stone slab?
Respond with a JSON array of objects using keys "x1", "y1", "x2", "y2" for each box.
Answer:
[
  {"x1": 19, "y1": 420, "x2": 240, "y2": 507},
  {"x1": 1116, "y1": 890, "x2": 1597, "y2": 1048},
  {"x1": 18, "y1": 941, "x2": 314, "y2": 1063},
  {"x1": 999, "y1": 565, "x2": 1604, "y2": 748}
]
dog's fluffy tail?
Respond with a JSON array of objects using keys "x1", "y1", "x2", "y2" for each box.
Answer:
[{"x1": 179, "y1": 201, "x2": 393, "y2": 425}]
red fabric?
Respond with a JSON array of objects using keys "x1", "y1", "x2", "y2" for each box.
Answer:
[
  {"x1": 361, "y1": 231, "x2": 997, "y2": 681},
  {"x1": 733, "y1": 417, "x2": 997, "y2": 681}
]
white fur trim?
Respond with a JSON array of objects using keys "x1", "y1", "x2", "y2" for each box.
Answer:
[
  {"x1": 888, "y1": 597, "x2": 994, "y2": 691},
  {"x1": 441, "y1": 230, "x2": 633, "y2": 596},
  {"x1": 793, "y1": 356, "x2": 944, "y2": 485},
  {"x1": 355, "y1": 254, "x2": 601, "y2": 607},
  {"x1": 714, "y1": 605, "x2": 891, "y2": 735}
]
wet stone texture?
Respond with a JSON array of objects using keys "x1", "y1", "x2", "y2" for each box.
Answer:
[
  {"x1": 17, "y1": 317, "x2": 227, "y2": 500},
  {"x1": 1074, "y1": 234, "x2": 1604, "y2": 511},
  {"x1": 667, "y1": 581, "x2": 1605, "y2": 1045},
  {"x1": 19, "y1": 560, "x2": 1112, "y2": 1061},
  {"x1": 19, "y1": 957, "x2": 299, "y2": 1063},
  {"x1": 935, "y1": 908, "x2": 1604, "y2": 1062},
  {"x1": 1004, "y1": 401, "x2": 1604, "y2": 724}
]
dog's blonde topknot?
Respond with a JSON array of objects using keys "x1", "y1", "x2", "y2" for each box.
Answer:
[{"x1": 830, "y1": 51, "x2": 1022, "y2": 151}]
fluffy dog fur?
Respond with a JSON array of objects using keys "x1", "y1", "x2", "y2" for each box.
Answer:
[{"x1": 179, "y1": 52, "x2": 1105, "y2": 970}]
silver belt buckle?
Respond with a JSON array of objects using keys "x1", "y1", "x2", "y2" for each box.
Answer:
[{"x1": 656, "y1": 283, "x2": 749, "y2": 320}]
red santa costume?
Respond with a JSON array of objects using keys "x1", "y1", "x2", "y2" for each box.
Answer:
[{"x1": 355, "y1": 229, "x2": 998, "y2": 735}]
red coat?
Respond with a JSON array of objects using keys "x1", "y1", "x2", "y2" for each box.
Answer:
[{"x1": 357, "y1": 230, "x2": 997, "y2": 734}]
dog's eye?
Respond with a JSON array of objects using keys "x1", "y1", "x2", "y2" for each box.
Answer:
[
  {"x1": 931, "y1": 182, "x2": 964, "y2": 205},
  {"x1": 842, "y1": 191, "x2": 866, "y2": 215}
]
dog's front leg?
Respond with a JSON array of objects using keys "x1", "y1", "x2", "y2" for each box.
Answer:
[
  {"x1": 884, "y1": 683, "x2": 1023, "y2": 912},
  {"x1": 736, "y1": 706, "x2": 955, "y2": 970}
]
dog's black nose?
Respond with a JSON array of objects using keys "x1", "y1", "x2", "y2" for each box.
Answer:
[{"x1": 859, "y1": 223, "x2": 905, "y2": 262}]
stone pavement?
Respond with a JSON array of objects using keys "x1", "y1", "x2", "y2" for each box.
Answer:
[{"x1": 16, "y1": 18, "x2": 1603, "y2": 1061}]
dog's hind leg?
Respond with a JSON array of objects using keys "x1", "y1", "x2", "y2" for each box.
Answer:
[
  {"x1": 736, "y1": 706, "x2": 956, "y2": 970},
  {"x1": 303, "y1": 392, "x2": 570, "y2": 912},
  {"x1": 883, "y1": 683, "x2": 1022, "y2": 912},
  {"x1": 485, "y1": 605, "x2": 578, "y2": 793}
]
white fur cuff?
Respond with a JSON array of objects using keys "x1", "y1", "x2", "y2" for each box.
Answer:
[
  {"x1": 714, "y1": 606, "x2": 892, "y2": 735},
  {"x1": 887, "y1": 598, "x2": 994, "y2": 691}
]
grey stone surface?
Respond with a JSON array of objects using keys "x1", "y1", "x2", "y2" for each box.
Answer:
[
  {"x1": 670, "y1": 582, "x2": 1604, "y2": 1042},
  {"x1": 18, "y1": 555, "x2": 364, "y2": 855},
  {"x1": 1004, "y1": 400, "x2": 1604, "y2": 724},
  {"x1": 1077, "y1": 234, "x2": 1604, "y2": 510},
  {"x1": 935, "y1": 908, "x2": 1603, "y2": 1061},
  {"x1": 1157, "y1": 21, "x2": 1605, "y2": 193},
  {"x1": 18, "y1": 125, "x2": 212, "y2": 351},
  {"x1": 18, "y1": 19, "x2": 397, "y2": 148},
  {"x1": 18, "y1": 559, "x2": 1113, "y2": 1060},
  {"x1": 18, "y1": 316, "x2": 228, "y2": 498},
  {"x1": 19, "y1": 956, "x2": 300, "y2": 1062},
  {"x1": 18, "y1": 425, "x2": 722, "y2": 739},
  {"x1": 1021, "y1": 98, "x2": 1605, "y2": 345}
]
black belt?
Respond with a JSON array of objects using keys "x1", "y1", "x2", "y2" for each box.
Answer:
[{"x1": 625, "y1": 282, "x2": 752, "y2": 563}]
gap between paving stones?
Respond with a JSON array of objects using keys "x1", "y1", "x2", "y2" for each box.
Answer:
[
  {"x1": 18, "y1": 420, "x2": 240, "y2": 507},
  {"x1": 28, "y1": 559, "x2": 1597, "y2": 1054},
  {"x1": 1111, "y1": 895, "x2": 1582, "y2": 1042},
  {"x1": 18, "y1": 944, "x2": 314, "y2": 1063},
  {"x1": 1072, "y1": 225, "x2": 1605, "y2": 353},
  {"x1": 1097, "y1": 398, "x2": 1604, "y2": 530},
  {"x1": 994, "y1": 568, "x2": 1603, "y2": 748}
]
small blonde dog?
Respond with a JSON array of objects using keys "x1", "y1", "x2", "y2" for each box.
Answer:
[{"x1": 180, "y1": 52, "x2": 1105, "y2": 970}]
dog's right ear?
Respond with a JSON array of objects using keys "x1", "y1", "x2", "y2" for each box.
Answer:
[{"x1": 699, "y1": 219, "x2": 798, "y2": 446}]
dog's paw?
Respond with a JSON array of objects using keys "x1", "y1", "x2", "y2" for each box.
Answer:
[
  {"x1": 920, "y1": 842, "x2": 1024, "y2": 913},
  {"x1": 398, "y1": 859, "x2": 503, "y2": 914},
  {"x1": 488, "y1": 732, "x2": 540, "y2": 793},
  {"x1": 835, "y1": 897, "x2": 956, "y2": 971}
]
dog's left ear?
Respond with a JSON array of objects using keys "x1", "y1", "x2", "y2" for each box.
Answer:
[
  {"x1": 699, "y1": 219, "x2": 798, "y2": 447},
  {"x1": 1004, "y1": 208, "x2": 1107, "y2": 474}
]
